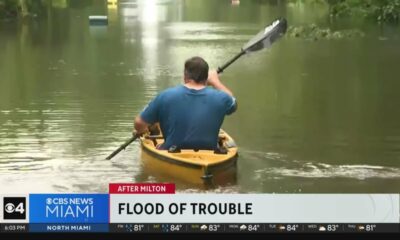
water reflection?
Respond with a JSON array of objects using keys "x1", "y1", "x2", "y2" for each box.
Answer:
[
  {"x1": 120, "y1": 0, "x2": 138, "y2": 23},
  {"x1": 140, "y1": 0, "x2": 162, "y2": 84}
]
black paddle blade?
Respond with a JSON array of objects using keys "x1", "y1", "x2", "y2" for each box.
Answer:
[{"x1": 242, "y1": 18, "x2": 287, "y2": 53}]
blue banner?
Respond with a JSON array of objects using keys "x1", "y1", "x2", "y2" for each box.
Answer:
[{"x1": 29, "y1": 194, "x2": 109, "y2": 223}]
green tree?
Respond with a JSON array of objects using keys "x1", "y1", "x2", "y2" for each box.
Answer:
[{"x1": 327, "y1": 0, "x2": 400, "y2": 23}]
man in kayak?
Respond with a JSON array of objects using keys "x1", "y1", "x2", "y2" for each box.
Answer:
[{"x1": 134, "y1": 56, "x2": 237, "y2": 151}]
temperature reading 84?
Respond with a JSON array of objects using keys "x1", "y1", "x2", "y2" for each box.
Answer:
[
  {"x1": 248, "y1": 225, "x2": 260, "y2": 231},
  {"x1": 287, "y1": 224, "x2": 299, "y2": 232},
  {"x1": 170, "y1": 224, "x2": 183, "y2": 232}
]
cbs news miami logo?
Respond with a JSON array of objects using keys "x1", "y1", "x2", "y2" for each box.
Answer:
[{"x1": 3, "y1": 197, "x2": 26, "y2": 220}]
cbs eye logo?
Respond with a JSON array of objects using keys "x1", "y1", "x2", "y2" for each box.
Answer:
[{"x1": 3, "y1": 197, "x2": 26, "y2": 220}]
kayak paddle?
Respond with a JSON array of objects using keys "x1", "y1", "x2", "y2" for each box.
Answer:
[
  {"x1": 106, "y1": 134, "x2": 139, "y2": 160},
  {"x1": 217, "y1": 18, "x2": 287, "y2": 74}
]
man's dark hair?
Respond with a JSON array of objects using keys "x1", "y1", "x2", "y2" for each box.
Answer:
[{"x1": 184, "y1": 56, "x2": 209, "y2": 83}]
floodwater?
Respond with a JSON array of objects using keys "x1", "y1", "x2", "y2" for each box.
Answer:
[{"x1": 1, "y1": 0, "x2": 400, "y2": 193}]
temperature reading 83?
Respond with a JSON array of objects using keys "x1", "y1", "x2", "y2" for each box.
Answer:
[
  {"x1": 327, "y1": 225, "x2": 339, "y2": 231},
  {"x1": 209, "y1": 225, "x2": 220, "y2": 231}
]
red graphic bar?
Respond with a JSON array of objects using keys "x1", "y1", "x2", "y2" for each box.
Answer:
[{"x1": 109, "y1": 183, "x2": 175, "y2": 194}]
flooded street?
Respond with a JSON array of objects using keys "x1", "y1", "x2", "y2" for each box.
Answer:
[{"x1": 1, "y1": 0, "x2": 400, "y2": 193}]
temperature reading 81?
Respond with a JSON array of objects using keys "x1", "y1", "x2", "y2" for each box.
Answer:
[{"x1": 366, "y1": 225, "x2": 376, "y2": 232}]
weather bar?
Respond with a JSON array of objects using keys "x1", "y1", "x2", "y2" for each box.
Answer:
[
  {"x1": 0, "y1": 223, "x2": 398, "y2": 233},
  {"x1": 108, "y1": 223, "x2": 399, "y2": 233}
]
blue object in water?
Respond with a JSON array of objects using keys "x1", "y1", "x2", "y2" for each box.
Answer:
[{"x1": 89, "y1": 15, "x2": 108, "y2": 25}]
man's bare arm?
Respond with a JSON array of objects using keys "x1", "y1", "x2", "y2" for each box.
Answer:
[
  {"x1": 134, "y1": 116, "x2": 149, "y2": 135},
  {"x1": 207, "y1": 70, "x2": 234, "y2": 97}
]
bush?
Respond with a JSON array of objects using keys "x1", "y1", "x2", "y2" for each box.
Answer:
[
  {"x1": 327, "y1": 0, "x2": 400, "y2": 23},
  {"x1": 0, "y1": 0, "x2": 19, "y2": 18},
  {"x1": 0, "y1": 0, "x2": 47, "y2": 19}
]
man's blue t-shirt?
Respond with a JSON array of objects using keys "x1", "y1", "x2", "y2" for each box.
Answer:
[{"x1": 140, "y1": 85, "x2": 236, "y2": 150}]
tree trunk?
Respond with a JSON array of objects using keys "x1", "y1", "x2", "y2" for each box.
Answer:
[{"x1": 18, "y1": 0, "x2": 29, "y2": 18}]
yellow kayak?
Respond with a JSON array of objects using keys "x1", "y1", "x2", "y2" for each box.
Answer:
[{"x1": 140, "y1": 127, "x2": 238, "y2": 186}]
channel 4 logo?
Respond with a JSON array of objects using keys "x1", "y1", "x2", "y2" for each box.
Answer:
[{"x1": 3, "y1": 197, "x2": 26, "y2": 220}]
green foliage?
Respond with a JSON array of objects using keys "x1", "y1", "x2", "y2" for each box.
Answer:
[
  {"x1": 2, "y1": 0, "x2": 399, "y2": 23},
  {"x1": 0, "y1": 0, "x2": 49, "y2": 19},
  {"x1": 287, "y1": 24, "x2": 365, "y2": 40},
  {"x1": 377, "y1": 0, "x2": 400, "y2": 22},
  {"x1": 0, "y1": 0, "x2": 19, "y2": 18},
  {"x1": 327, "y1": 0, "x2": 400, "y2": 23}
]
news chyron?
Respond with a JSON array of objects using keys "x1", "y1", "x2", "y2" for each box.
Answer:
[{"x1": 0, "y1": 184, "x2": 399, "y2": 234}]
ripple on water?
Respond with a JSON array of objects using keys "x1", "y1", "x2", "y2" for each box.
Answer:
[
  {"x1": 165, "y1": 22, "x2": 258, "y2": 42},
  {"x1": 255, "y1": 163, "x2": 400, "y2": 180},
  {"x1": 177, "y1": 185, "x2": 241, "y2": 194}
]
